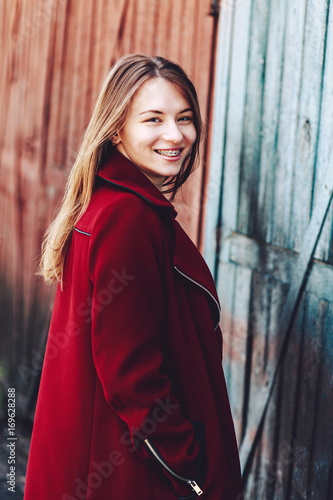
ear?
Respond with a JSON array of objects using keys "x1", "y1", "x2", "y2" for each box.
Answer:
[{"x1": 111, "y1": 133, "x2": 121, "y2": 146}]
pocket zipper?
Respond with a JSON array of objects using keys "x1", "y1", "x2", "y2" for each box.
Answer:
[{"x1": 144, "y1": 438, "x2": 203, "y2": 496}]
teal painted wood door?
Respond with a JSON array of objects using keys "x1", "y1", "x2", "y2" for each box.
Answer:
[{"x1": 204, "y1": 0, "x2": 333, "y2": 498}]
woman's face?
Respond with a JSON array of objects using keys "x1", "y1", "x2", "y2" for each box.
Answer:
[{"x1": 115, "y1": 78, "x2": 197, "y2": 191}]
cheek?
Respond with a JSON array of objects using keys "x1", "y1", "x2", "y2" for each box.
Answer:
[
  {"x1": 134, "y1": 130, "x2": 160, "y2": 147},
  {"x1": 187, "y1": 125, "x2": 197, "y2": 146}
]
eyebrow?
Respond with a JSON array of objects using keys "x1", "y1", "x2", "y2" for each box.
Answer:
[{"x1": 139, "y1": 107, "x2": 193, "y2": 115}]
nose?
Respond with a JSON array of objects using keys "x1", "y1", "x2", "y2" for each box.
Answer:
[{"x1": 161, "y1": 120, "x2": 183, "y2": 144}]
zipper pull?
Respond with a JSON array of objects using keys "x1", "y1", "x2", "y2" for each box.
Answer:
[{"x1": 188, "y1": 479, "x2": 203, "y2": 496}]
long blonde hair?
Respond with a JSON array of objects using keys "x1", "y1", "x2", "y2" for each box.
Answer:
[{"x1": 38, "y1": 54, "x2": 202, "y2": 284}]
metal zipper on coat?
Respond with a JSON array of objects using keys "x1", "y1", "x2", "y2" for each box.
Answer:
[
  {"x1": 144, "y1": 439, "x2": 203, "y2": 496},
  {"x1": 174, "y1": 266, "x2": 221, "y2": 329}
]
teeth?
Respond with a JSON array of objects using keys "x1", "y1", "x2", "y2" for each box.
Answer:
[{"x1": 156, "y1": 149, "x2": 181, "y2": 157}]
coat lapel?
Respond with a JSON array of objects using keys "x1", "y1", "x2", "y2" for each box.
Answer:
[{"x1": 172, "y1": 220, "x2": 221, "y2": 330}]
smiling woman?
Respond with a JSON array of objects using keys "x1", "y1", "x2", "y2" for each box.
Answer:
[
  {"x1": 113, "y1": 78, "x2": 197, "y2": 190},
  {"x1": 24, "y1": 54, "x2": 243, "y2": 500}
]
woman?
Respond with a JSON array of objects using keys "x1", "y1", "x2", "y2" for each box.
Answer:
[{"x1": 25, "y1": 54, "x2": 243, "y2": 500}]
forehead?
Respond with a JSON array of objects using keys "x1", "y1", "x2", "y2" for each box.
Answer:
[{"x1": 129, "y1": 78, "x2": 191, "y2": 113}]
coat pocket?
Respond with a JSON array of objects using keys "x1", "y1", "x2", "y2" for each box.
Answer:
[
  {"x1": 143, "y1": 420, "x2": 206, "y2": 499},
  {"x1": 176, "y1": 420, "x2": 206, "y2": 500},
  {"x1": 143, "y1": 435, "x2": 203, "y2": 497}
]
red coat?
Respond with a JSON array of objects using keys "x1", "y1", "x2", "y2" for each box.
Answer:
[{"x1": 25, "y1": 149, "x2": 243, "y2": 500}]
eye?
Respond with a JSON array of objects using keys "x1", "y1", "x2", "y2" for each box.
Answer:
[
  {"x1": 178, "y1": 116, "x2": 193, "y2": 123},
  {"x1": 145, "y1": 117, "x2": 162, "y2": 123}
]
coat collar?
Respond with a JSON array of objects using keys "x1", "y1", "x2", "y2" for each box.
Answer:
[
  {"x1": 97, "y1": 146, "x2": 221, "y2": 329},
  {"x1": 97, "y1": 148, "x2": 178, "y2": 218}
]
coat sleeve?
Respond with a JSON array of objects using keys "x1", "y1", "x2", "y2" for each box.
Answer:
[{"x1": 87, "y1": 196, "x2": 202, "y2": 497}]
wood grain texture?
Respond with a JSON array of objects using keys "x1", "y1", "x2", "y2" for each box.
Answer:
[
  {"x1": 289, "y1": 0, "x2": 328, "y2": 252},
  {"x1": 272, "y1": 0, "x2": 307, "y2": 249},
  {"x1": 203, "y1": 0, "x2": 235, "y2": 272},
  {"x1": 256, "y1": 0, "x2": 286, "y2": 242},
  {"x1": 204, "y1": 0, "x2": 333, "y2": 498},
  {"x1": 314, "y1": 2, "x2": 333, "y2": 262},
  {"x1": 237, "y1": 0, "x2": 270, "y2": 236}
]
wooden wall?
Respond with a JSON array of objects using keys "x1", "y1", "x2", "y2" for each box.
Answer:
[
  {"x1": 204, "y1": 0, "x2": 333, "y2": 498},
  {"x1": 2, "y1": 1, "x2": 332, "y2": 498},
  {"x1": 0, "y1": 0, "x2": 216, "y2": 394}
]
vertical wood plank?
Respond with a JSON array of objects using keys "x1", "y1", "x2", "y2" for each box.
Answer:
[
  {"x1": 218, "y1": 0, "x2": 252, "y2": 264},
  {"x1": 44, "y1": 0, "x2": 70, "y2": 181},
  {"x1": 16, "y1": 0, "x2": 57, "y2": 360},
  {"x1": 306, "y1": 301, "x2": 333, "y2": 499},
  {"x1": 313, "y1": 2, "x2": 333, "y2": 264},
  {"x1": 271, "y1": 0, "x2": 307, "y2": 248},
  {"x1": 244, "y1": 276, "x2": 287, "y2": 498},
  {"x1": 153, "y1": 0, "x2": 172, "y2": 57},
  {"x1": 203, "y1": 0, "x2": 235, "y2": 272},
  {"x1": 227, "y1": 265, "x2": 252, "y2": 443},
  {"x1": 167, "y1": 0, "x2": 184, "y2": 61},
  {"x1": 289, "y1": 0, "x2": 328, "y2": 252},
  {"x1": 256, "y1": 0, "x2": 286, "y2": 242},
  {"x1": 119, "y1": 0, "x2": 136, "y2": 55},
  {"x1": 216, "y1": 261, "x2": 237, "y2": 389},
  {"x1": 255, "y1": 282, "x2": 285, "y2": 500},
  {"x1": 288, "y1": 293, "x2": 322, "y2": 499},
  {"x1": 67, "y1": 1, "x2": 94, "y2": 158},
  {"x1": 237, "y1": 0, "x2": 270, "y2": 236},
  {"x1": 269, "y1": 290, "x2": 305, "y2": 499},
  {"x1": 243, "y1": 272, "x2": 271, "y2": 499}
]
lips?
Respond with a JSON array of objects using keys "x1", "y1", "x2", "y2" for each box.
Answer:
[{"x1": 155, "y1": 149, "x2": 183, "y2": 157}]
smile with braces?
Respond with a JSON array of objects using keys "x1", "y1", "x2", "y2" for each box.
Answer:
[{"x1": 155, "y1": 149, "x2": 182, "y2": 157}]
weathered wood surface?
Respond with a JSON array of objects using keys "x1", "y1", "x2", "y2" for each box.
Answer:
[
  {"x1": 240, "y1": 164, "x2": 333, "y2": 474},
  {"x1": 204, "y1": 0, "x2": 333, "y2": 498},
  {"x1": 0, "y1": 0, "x2": 216, "y2": 391}
]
